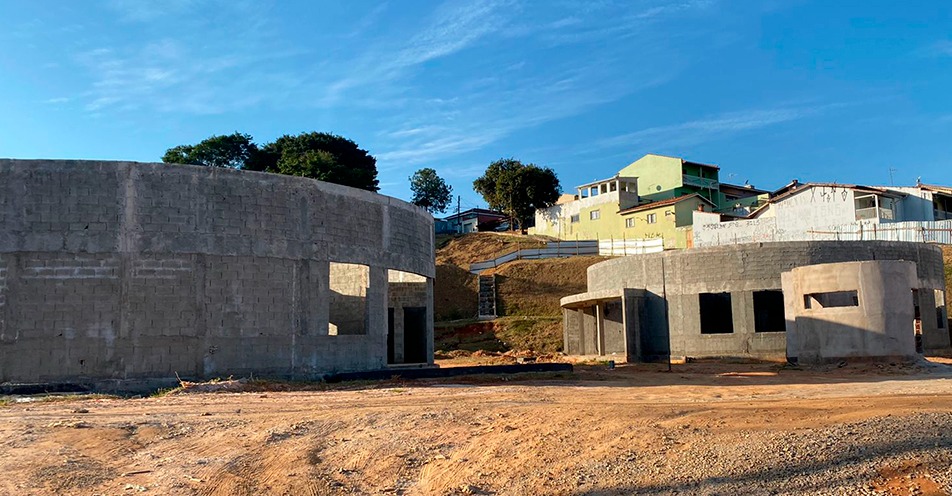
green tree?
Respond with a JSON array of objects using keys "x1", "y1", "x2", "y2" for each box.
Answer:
[
  {"x1": 161, "y1": 132, "x2": 258, "y2": 169},
  {"x1": 409, "y1": 168, "x2": 453, "y2": 214},
  {"x1": 250, "y1": 132, "x2": 379, "y2": 192},
  {"x1": 473, "y1": 158, "x2": 560, "y2": 232}
]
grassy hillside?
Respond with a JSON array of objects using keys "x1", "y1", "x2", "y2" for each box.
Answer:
[
  {"x1": 433, "y1": 232, "x2": 607, "y2": 353},
  {"x1": 434, "y1": 232, "x2": 548, "y2": 321},
  {"x1": 491, "y1": 256, "x2": 604, "y2": 317}
]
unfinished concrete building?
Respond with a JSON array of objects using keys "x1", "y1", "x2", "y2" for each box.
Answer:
[
  {"x1": 561, "y1": 241, "x2": 948, "y2": 363},
  {"x1": 0, "y1": 159, "x2": 435, "y2": 384}
]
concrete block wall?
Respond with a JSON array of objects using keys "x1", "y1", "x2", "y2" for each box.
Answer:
[
  {"x1": 783, "y1": 261, "x2": 918, "y2": 363},
  {"x1": 0, "y1": 159, "x2": 436, "y2": 384},
  {"x1": 577, "y1": 241, "x2": 947, "y2": 360}
]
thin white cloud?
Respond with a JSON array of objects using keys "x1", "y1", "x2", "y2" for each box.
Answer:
[
  {"x1": 598, "y1": 106, "x2": 827, "y2": 149},
  {"x1": 43, "y1": 97, "x2": 70, "y2": 104},
  {"x1": 316, "y1": 0, "x2": 515, "y2": 105},
  {"x1": 70, "y1": 2, "x2": 304, "y2": 116},
  {"x1": 929, "y1": 40, "x2": 952, "y2": 57},
  {"x1": 106, "y1": 0, "x2": 197, "y2": 22}
]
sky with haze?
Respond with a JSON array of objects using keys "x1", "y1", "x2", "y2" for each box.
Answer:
[{"x1": 1, "y1": 0, "x2": 951, "y2": 212}]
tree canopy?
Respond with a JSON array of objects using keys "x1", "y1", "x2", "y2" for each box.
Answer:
[
  {"x1": 409, "y1": 168, "x2": 453, "y2": 214},
  {"x1": 162, "y1": 131, "x2": 380, "y2": 192},
  {"x1": 161, "y1": 132, "x2": 258, "y2": 169},
  {"x1": 473, "y1": 158, "x2": 561, "y2": 232}
]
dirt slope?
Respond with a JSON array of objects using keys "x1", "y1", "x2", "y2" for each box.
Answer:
[
  {"x1": 436, "y1": 233, "x2": 547, "y2": 268},
  {"x1": 434, "y1": 233, "x2": 607, "y2": 352},
  {"x1": 434, "y1": 233, "x2": 546, "y2": 321},
  {"x1": 3, "y1": 362, "x2": 952, "y2": 495},
  {"x1": 434, "y1": 233, "x2": 593, "y2": 323},
  {"x1": 491, "y1": 256, "x2": 605, "y2": 317}
]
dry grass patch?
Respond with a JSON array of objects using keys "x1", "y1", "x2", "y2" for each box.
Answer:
[{"x1": 491, "y1": 256, "x2": 608, "y2": 317}]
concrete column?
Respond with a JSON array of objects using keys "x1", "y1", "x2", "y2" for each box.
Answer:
[
  {"x1": 596, "y1": 303, "x2": 605, "y2": 356},
  {"x1": 368, "y1": 265, "x2": 388, "y2": 337},
  {"x1": 312, "y1": 260, "x2": 331, "y2": 336}
]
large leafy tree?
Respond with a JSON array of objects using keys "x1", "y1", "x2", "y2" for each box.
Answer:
[
  {"x1": 163, "y1": 131, "x2": 380, "y2": 192},
  {"x1": 161, "y1": 132, "x2": 258, "y2": 169},
  {"x1": 409, "y1": 168, "x2": 453, "y2": 214},
  {"x1": 473, "y1": 158, "x2": 560, "y2": 232},
  {"x1": 250, "y1": 132, "x2": 379, "y2": 192}
]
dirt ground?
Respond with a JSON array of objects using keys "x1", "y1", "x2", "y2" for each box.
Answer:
[{"x1": 2, "y1": 360, "x2": 952, "y2": 496}]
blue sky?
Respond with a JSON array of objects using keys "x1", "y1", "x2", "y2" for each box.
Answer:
[{"x1": 1, "y1": 1, "x2": 951, "y2": 211}]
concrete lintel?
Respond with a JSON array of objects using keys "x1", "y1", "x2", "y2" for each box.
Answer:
[{"x1": 561, "y1": 289, "x2": 625, "y2": 309}]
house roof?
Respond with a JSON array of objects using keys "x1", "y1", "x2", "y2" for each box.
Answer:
[
  {"x1": 719, "y1": 182, "x2": 770, "y2": 196},
  {"x1": 617, "y1": 193, "x2": 715, "y2": 215},
  {"x1": 575, "y1": 174, "x2": 638, "y2": 190},
  {"x1": 749, "y1": 182, "x2": 905, "y2": 219},
  {"x1": 917, "y1": 183, "x2": 952, "y2": 196},
  {"x1": 682, "y1": 160, "x2": 720, "y2": 171},
  {"x1": 442, "y1": 208, "x2": 507, "y2": 221}
]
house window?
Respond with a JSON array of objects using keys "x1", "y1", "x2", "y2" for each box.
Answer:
[
  {"x1": 803, "y1": 290, "x2": 858, "y2": 309},
  {"x1": 699, "y1": 292, "x2": 733, "y2": 334},
  {"x1": 625, "y1": 218, "x2": 635, "y2": 228},
  {"x1": 753, "y1": 290, "x2": 785, "y2": 333},
  {"x1": 590, "y1": 210, "x2": 600, "y2": 220},
  {"x1": 646, "y1": 213, "x2": 657, "y2": 224},
  {"x1": 570, "y1": 214, "x2": 580, "y2": 223}
]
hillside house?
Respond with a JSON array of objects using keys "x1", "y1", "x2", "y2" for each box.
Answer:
[{"x1": 531, "y1": 154, "x2": 764, "y2": 247}]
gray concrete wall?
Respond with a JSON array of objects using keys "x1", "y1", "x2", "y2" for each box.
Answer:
[
  {"x1": 782, "y1": 261, "x2": 918, "y2": 363},
  {"x1": 0, "y1": 159, "x2": 435, "y2": 383},
  {"x1": 577, "y1": 241, "x2": 947, "y2": 360}
]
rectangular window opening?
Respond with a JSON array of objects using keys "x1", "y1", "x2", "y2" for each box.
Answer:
[
  {"x1": 647, "y1": 213, "x2": 657, "y2": 224},
  {"x1": 590, "y1": 210, "x2": 600, "y2": 220},
  {"x1": 625, "y1": 217, "x2": 635, "y2": 228},
  {"x1": 753, "y1": 290, "x2": 785, "y2": 333},
  {"x1": 570, "y1": 214, "x2": 580, "y2": 223},
  {"x1": 803, "y1": 290, "x2": 858, "y2": 309},
  {"x1": 328, "y1": 262, "x2": 369, "y2": 335},
  {"x1": 699, "y1": 292, "x2": 734, "y2": 334}
]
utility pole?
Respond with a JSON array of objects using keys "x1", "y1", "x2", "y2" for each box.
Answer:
[
  {"x1": 456, "y1": 195, "x2": 461, "y2": 234},
  {"x1": 888, "y1": 167, "x2": 897, "y2": 187}
]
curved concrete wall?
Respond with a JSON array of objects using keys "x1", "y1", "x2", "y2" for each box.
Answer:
[
  {"x1": 577, "y1": 241, "x2": 947, "y2": 359},
  {"x1": 782, "y1": 260, "x2": 919, "y2": 363},
  {"x1": 0, "y1": 159, "x2": 435, "y2": 383}
]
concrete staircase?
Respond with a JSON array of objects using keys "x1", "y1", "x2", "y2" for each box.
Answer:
[{"x1": 478, "y1": 274, "x2": 497, "y2": 320}]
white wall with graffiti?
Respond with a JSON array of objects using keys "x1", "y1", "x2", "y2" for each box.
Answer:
[{"x1": 694, "y1": 185, "x2": 952, "y2": 246}]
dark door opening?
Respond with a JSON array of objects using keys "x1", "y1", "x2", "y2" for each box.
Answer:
[
  {"x1": 753, "y1": 290, "x2": 786, "y2": 333},
  {"x1": 913, "y1": 289, "x2": 923, "y2": 354},
  {"x1": 403, "y1": 306, "x2": 427, "y2": 364},
  {"x1": 387, "y1": 307, "x2": 395, "y2": 364}
]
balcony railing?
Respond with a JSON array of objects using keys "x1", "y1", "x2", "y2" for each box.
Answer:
[
  {"x1": 855, "y1": 207, "x2": 894, "y2": 221},
  {"x1": 682, "y1": 174, "x2": 718, "y2": 189}
]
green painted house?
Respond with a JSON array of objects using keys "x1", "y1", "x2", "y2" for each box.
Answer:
[{"x1": 531, "y1": 154, "x2": 768, "y2": 248}]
